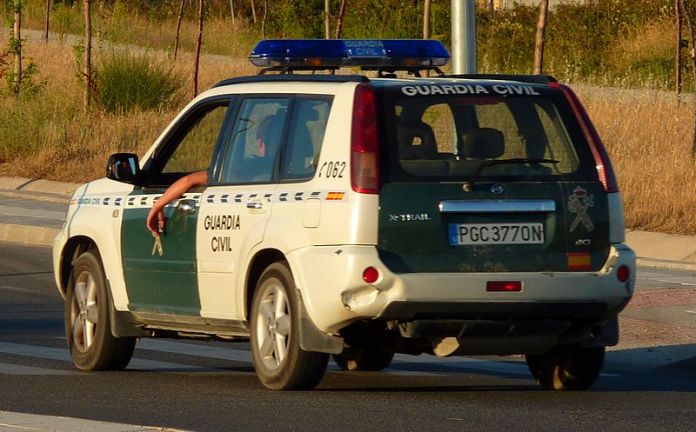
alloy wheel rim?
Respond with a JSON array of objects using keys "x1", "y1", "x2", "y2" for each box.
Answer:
[
  {"x1": 255, "y1": 282, "x2": 291, "y2": 371},
  {"x1": 70, "y1": 270, "x2": 99, "y2": 353}
]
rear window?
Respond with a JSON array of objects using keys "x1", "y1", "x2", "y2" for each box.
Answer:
[{"x1": 378, "y1": 83, "x2": 594, "y2": 182}]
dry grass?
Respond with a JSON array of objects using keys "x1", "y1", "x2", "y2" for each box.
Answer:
[
  {"x1": 1, "y1": 33, "x2": 695, "y2": 234},
  {"x1": 576, "y1": 86, "x2": 696, "y2": 234}
]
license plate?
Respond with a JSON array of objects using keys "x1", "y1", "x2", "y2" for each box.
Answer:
[{"x1": 448, "y1": 223, "x2": 544, "y2": 245}]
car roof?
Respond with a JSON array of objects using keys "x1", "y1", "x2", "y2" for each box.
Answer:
[{"x1": 212, "y1": 73, "x2": 558, "y2": 90}]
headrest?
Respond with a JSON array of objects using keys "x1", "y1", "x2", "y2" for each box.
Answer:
[
  {"x1": 462, "y1": 128, "x2": 505, "y2": 159},
  {"x1": 397, "y1": 121, "x2": 437, "y2": 160}
]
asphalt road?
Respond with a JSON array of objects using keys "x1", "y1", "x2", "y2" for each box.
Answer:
[{"x1": 0, "y1": 242, "x2": 695, "y2": 432}]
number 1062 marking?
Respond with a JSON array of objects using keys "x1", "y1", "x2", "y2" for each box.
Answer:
[{"x1": 318, "y1": 161, "x2": 346, "y2": 178}]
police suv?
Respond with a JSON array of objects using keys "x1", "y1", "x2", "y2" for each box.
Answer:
[{"x1": 53, "y1": 39, "x2": 635, "y2": 391}]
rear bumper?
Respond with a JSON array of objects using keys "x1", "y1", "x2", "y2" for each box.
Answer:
[{"x1": 287, "y1": 243, "x2": 635, "y2": 333}]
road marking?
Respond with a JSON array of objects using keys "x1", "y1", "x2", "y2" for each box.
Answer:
[
  {"x1": 0, "y1": 341, "x2": 218, "y2": 373},
  {"x1": 0, "y1": 411, "x2": 189, "y2": 432},
  {"x1": 0, "y1": 362, "x2": 77, "y2": 376},
  {"x1": 684, "y1": 310, "x2": 696, "y2": 314}
]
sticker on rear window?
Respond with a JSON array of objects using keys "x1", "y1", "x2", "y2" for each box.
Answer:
[{"x1": 400, "y1": 84, "x2": 540, "y2": 97}]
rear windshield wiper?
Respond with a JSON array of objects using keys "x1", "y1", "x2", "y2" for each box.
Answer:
[{"x1": 465, "y1": 158, "x2": 560, "y2": 189}]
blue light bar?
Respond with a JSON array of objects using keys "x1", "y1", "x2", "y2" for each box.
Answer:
[{"x1": 249, "y1": 39, "x2": 450, "y2": 69}]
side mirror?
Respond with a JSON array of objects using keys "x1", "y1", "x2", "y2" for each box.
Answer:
[{"x1": 106, "y1": 153, "x2": 142, "y2": 185}]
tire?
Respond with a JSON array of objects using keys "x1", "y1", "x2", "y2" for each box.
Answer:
[
  {"x1": 250, "y1": 262, "x2": 329, "y2": 390},
  {"x1": 65, "y1": 251, "x2": 136, "y2": 371},
  {"x1": 333, "y1": 346, "x2": 394, "y2": 371},
  {"x1": 525, "y1": 345, "x2": 605, "y2": 391}
]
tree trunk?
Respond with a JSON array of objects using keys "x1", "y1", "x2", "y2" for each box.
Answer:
[
  {"x1": 230, "y1": 0, "x2": 235, "y2": 29},
  {"x1": 335, "y1": 0, "x2": 347, "y2": 39},
  {"x1": 324, "y1": 0, "x2": 330, "y2": 39},
  {"x1": 250, "y1": 0, "x2": 256, "y2": 24},
  {"x1": 487, "y1": 0, "x2": 494, "y2": 13},
  {"x1": 174, "y1": 0, "x2": 186, "y2": 60},
  {"x1": 44, "y1": 0, "x2": 51, "y2": 43},
  {"x1": 193, "y1": 0, "x2": 204, "y2": 97},
  {"x1": 13, "y1": 1, "x2": 21, "y2": 96},
  {"x1": 261, "y1": 0, "x2": 268, "y2": 38},
  {"x1": 83, "y1": 0, "x2": 92, "y2": 111},
  {"x1": 677, "y1": 0, "x2": 683, "y2": 98},
  {"x1": 679, "y1": 0, "x2": 696, "y2": 156},
  {"x1": 533, "y1": 0, "x2": 549, "y2": 74},
  {"x1": 423, "y1": 0, "x2": 431, "y2": 39}
]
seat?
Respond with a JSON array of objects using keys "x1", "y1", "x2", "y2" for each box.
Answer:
[
  {"x1": 460, "y1": 127, "x2": 505, "y2": 160},
  {"x1": 397, "y1": 121, "x2": 438, "y2": 160}
]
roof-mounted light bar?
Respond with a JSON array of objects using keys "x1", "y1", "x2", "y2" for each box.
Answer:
[{"x1": 249, "y1": 39, "x2": 450, "y2": 70}]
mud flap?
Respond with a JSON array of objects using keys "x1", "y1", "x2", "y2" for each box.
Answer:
[
  {"x1": 106, "y1": 280, "x2": 151, "y2": 338},
  {"x1": 297, "y1": 291, "x2": 344, "y2": 354}
]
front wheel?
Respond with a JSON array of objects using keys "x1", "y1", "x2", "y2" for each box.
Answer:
[
  {"x1": 250, "y1": 262, "x2": 328, "y2": 390},
  {"x1": 65, "y1": 251, "x2": 135, "y2": 371},
  {"x1": 525, "y1": 345, "x2": 605, "y2": 391}
]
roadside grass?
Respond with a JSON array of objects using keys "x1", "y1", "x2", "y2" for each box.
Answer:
[
  {"x1": 0, "y1": 34, "x2": 695, "y2": 234},
  {"x1": 575, "y1": 87, "x2": 696, "y2": 234}
]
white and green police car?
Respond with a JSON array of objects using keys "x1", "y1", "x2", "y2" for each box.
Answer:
[{"x1": 53, "y1": 39, "x2": 635, "y2": 391}]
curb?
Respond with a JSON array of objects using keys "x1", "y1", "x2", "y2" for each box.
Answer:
[{"x1": 0, "y1": 223, "x2": 58, "y2": 247}]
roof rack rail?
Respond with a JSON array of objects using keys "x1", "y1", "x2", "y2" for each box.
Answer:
[
  {"x1": 443, "y1": 74, "x2": 558, "y2": 85},
  {"x1": 213, "y1": 74, "x2": 369, "y2": 88}
]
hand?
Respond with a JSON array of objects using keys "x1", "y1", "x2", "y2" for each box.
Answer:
[{"x1": 146, "y1": 207, "x2": 165, "y2": 236}]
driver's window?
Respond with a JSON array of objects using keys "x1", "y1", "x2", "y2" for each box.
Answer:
[{"x1": 162, "y1": 104, "x2": 229, "y2": 174}]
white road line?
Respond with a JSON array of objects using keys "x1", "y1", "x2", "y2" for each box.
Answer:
[
  {"x1": 655, "y1": 279, "x2": 696, "y2": 287},
  {"x1": 0, "y1": 362, "x2": 77, "y2": 376},
  {"x1": 0, "y1": 341, "x2": 215, "y2": 373},
  {"x1": 684, "y1": 310, "x2": 696, "y2": 314},
  {"x1": 0, "y1": 411, "x2": 189, "y2": 432},
  {"x1": 137, "y1": 339, "x2": 253, "y2": 363}
]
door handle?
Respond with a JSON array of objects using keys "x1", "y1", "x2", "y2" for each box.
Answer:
[
  {"x1": 177, "y1": 199, "x2": 197, "y2": 215},
  {"x1": 246, "y1": 201, "x2": 263, "y2": 210}
]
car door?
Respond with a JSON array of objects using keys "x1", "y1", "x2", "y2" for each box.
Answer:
[
  {"x1": 197, "y1": 96, "x2": 291, "y2": 320},
  {"x1": 121, "y1": 97, "x2": 233, "y2": 316}
]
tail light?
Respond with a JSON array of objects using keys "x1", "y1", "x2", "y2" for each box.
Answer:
[
  {"x1": 351, "y1": 83, "x2": 380, "y2": 194},
  {"x1": 550, "y1": 82, "x2": 619, "y2": 193}
]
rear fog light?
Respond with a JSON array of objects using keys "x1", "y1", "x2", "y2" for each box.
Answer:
[
  {"x1": 617, "y1": 265, "x2": 630, "y2": 282},
  {"x1": 487, "y1": 281, "x2": 522, "y2": 292}
]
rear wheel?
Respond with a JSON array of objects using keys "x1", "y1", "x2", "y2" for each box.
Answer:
[
  {"x1": 250, "y1": 262, "x2": 328, "y2": 390},
  {"x1": 333, "y1": 346, "x2": 394, "y2": 371},
  {"x1": 65, "y1": 251, "x2": 135, "y2": 371},
  {"x1": 525, "y1": 345, "x2": 605, "y2": 391}
]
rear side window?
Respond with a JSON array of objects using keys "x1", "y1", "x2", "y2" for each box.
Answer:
[
  {"x1": 280, "y1": 97, "x2": 333, "y2": 180},
  {"x1": 380, "y1": 84, "x2": 591, "y2": 182}
]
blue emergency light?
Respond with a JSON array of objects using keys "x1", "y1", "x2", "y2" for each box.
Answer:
[{"x1": 249, "y1": 39, "x2": 450, "y2": 69}]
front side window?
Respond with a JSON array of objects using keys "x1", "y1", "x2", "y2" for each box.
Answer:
[{"x1": 163, "y1": 104, "x2": 229, "y2": 174}]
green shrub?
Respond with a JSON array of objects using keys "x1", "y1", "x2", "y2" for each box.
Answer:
[{"x1": 95, "y1": 52, "x2": 182, "y2": 113}]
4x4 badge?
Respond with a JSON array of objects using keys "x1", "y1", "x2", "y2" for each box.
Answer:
[{"x1": 568, "y1": 186, "x2": 595, "y2": 232}]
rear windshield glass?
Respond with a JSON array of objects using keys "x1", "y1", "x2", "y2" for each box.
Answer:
[{"x1": 378, "y1": 82, "x2": 594, "y2": 182}]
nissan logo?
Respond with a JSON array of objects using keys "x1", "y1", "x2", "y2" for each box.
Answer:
[{"x1": 490, "y1": 184, "x2": 505, "y2": 194}]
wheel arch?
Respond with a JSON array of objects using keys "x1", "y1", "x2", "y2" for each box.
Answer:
[
  {"x1": 58, "y1": 235, "x2": 99, "y2": 297},
  {"x1": 244, "y1": 248, "x2": 286, "y2": 321}
]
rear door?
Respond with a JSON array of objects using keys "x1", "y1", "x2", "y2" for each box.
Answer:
[{"x1": 376, "y1": 82, "x2": 609, "y2": 273}]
